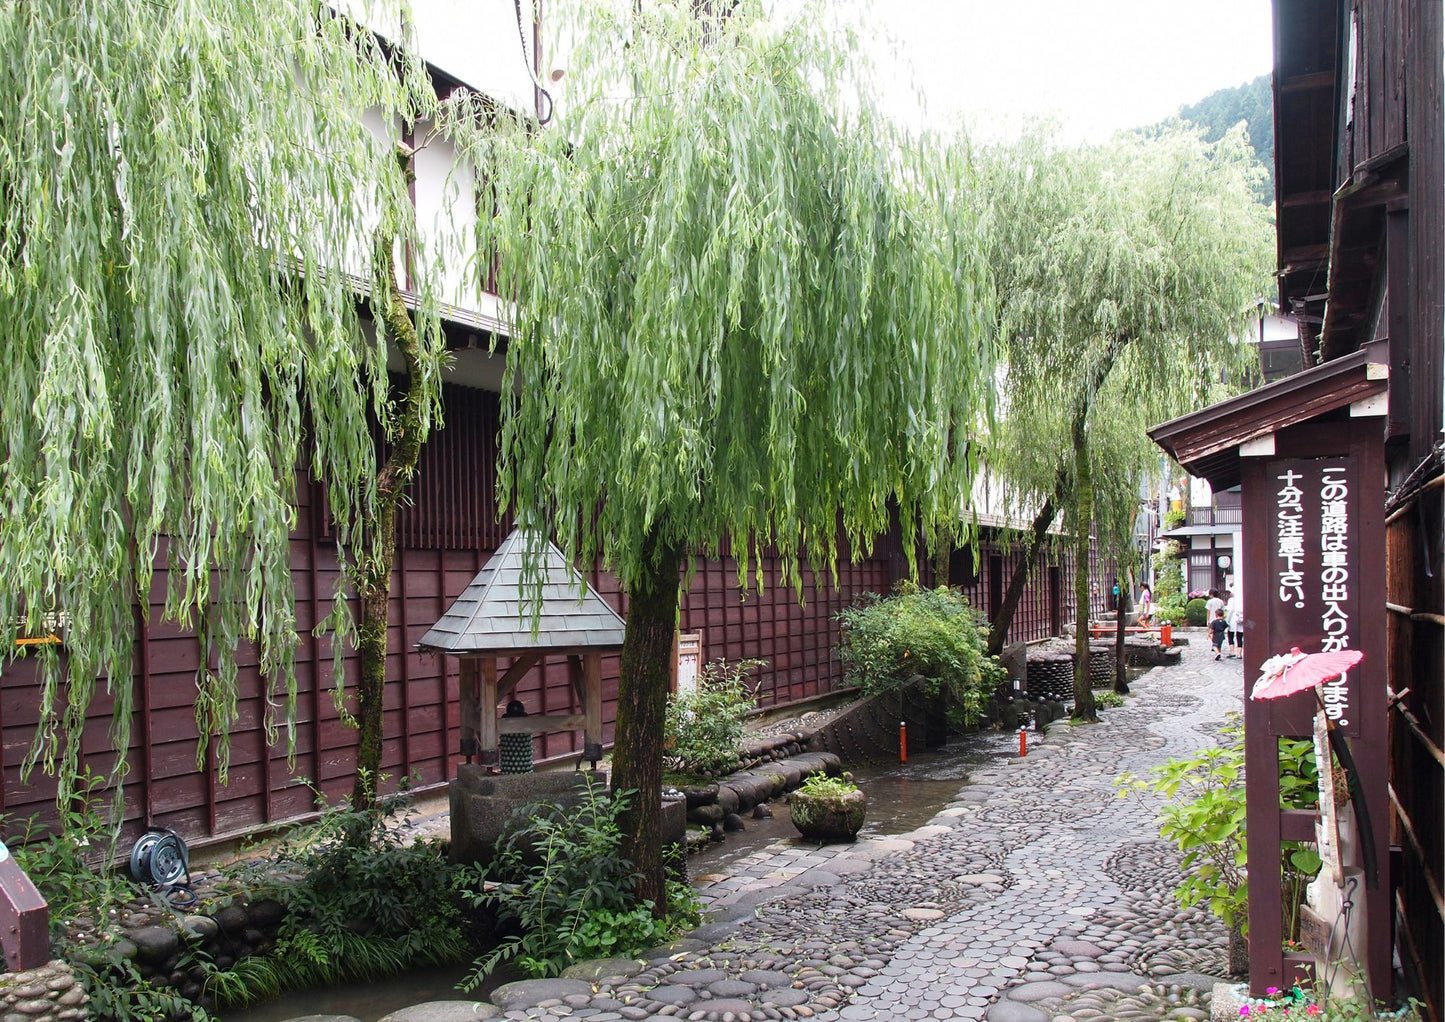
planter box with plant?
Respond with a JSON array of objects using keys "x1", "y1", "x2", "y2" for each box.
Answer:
[{"x1": 789, "y1": 772, "x2": 866, "y2": 842}]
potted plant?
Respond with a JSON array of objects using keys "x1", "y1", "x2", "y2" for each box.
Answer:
[{"x1": 789, "y1": 772, "x2": 866, "y2": 842}]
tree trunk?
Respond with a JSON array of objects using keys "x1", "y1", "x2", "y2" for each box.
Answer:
[
  {"x1": 987, "y1": 495, "x2": 1057, "y2": 655},
  {"x1": 353, "y1": 152, "x2": 431, "y2": 809},
  {"x1": 614, "y1": 529, "x2": 681, "y2": 916},
  {"x1": 1071, "y1": 421, "x2": 1097, "y2": 721}
]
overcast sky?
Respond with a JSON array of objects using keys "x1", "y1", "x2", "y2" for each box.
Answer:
[{"x1": 863, "y1": 0, "x2": 1275, "y2": 142}]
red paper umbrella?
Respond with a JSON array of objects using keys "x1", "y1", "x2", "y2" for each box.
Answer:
[{"x1": 1250, "y1": 646, "x2": 1365, "y2": 701}]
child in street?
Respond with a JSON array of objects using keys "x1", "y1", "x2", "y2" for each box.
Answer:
[{"x1": 1210, "y1": 608, "x2": 1228, "y2": 660}]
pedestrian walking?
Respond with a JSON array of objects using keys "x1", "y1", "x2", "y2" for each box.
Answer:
[
  {"x1": 1225, "y1": 591, "x2": 1243, "y2": 659},
  {"x1": 1137, "y1": 584, "x2": 1153, "y2": 626},
  {"x1": 1210, "y1": 608, "x2": 1228, "y2": 660}
]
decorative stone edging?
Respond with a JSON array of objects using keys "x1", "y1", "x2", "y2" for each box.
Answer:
[{"x1": 0, "y1": 959, "x2": 88, "y2": 1021}]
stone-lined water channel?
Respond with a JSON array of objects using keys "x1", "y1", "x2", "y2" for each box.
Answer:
[{"x1": 222, "y1": 727, "x2": 1020, "y2": 1022}]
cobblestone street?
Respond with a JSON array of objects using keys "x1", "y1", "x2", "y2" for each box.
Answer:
[{"x1": 480, "y1": 640, "x2": 1245, "y2": 1022}]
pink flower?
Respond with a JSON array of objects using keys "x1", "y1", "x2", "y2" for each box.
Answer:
[
  {"x1": 1240, "y1": 1008, "x2": 1251, "y2": 1017},
  {"x1": 1267, "y1": 988, "x2": 1280, "y2": 996},
  {"x1": 1306, "y1": 1007, "x2": 1321, "y2": 1016}
]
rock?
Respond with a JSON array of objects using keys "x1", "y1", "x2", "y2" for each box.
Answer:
[
  {"x1": 723, "y1": 813, "x2": 746, "y2": 832},
  {"x1": 900, "y1": 908, "x2": 945, "y2": 922},
  {"x1": 1006, "y1": 981, "x2": 1075, "y2": 1002},
  {"x1": 687, "y1": 803, "x2": 724, "y2": 825},
  {"x1": 376, "y1": 1002, "x2": 502, "y2": 1022},
  {"x1": 276, "y1": 1016, "x2": 363, "y2": 1022},
  {"x1": 682, "y1": 785, "x2": 719, "y2": 809},
  {"x1": 248, "y1": 898, "x2": 286, "y2": 928},
  {"x1": 716, "y1": 786, "x2": 741, "y2": 813},
  {"x1": 751, "y1": 804, "x2": 773, "y2": 820},
  {"x1": 180, "y1": 914, "x2": 219, "y2": 941},
  {"x1": 559, "y1": 958, "x2": 646, "y2": 982},
  {"x1": 986, "y1": 1003, "x2": 1048, "y2": 1022},
  {"x1": 490, "y1": 978, "x2": 594, "y2": 1009},
  {"x1": 648, "y1": 986, "x2": 699, "y2": 1006},
  {"x1": 213, "y1": 905, "x2": 249, "y2": 935},
  {"x1": 128, "y1": 927, "x2": 179, "y2": 964}
]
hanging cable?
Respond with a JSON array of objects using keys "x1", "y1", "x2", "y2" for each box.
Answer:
[{"x1": 514, "y1": 0, "x2": 554, "y2": 125}]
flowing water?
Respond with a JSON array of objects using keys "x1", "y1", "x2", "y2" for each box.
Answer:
[{"x1": 221, "y1": 725, "x2": 1022, "y2": 1021}]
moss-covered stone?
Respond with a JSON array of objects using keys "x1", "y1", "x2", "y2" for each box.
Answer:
[{"x1": 789, "y1": 788, "x2": 866, "y2": 842}]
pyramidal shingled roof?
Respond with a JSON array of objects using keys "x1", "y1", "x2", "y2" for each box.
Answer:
[{"x1": 417, "y1": 529, "x2": 627, "y2": 655}]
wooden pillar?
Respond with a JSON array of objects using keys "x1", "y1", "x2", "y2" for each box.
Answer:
[
  {"x1": 583, "y1": 653, "x2": 603, "y2": 767},
  {"x1": 479, "y1": 658, "x2": 500, "y2": 769},
  {"x1": 458, "y1": 658, "x2": 480, "y2": 767}
]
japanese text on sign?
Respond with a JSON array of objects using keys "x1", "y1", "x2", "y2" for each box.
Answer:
[
  {"x1": 1319, "y1": 468, "x2": 1350, "y2": 724},
  {"x1": 1276, "y1": 469, "x2": 1306, "y2": 608}
]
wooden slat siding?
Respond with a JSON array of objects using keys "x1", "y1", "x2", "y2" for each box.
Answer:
[
  {"x1": 1410, "y1": 0, "x2": 1443, "y2": 474},
  {"x1": 0, "y1": 414, "x2": 1092, "y2": 846}
]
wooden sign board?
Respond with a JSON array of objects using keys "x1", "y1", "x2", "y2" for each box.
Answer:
[
  {"x1": 1264, "y1": 458, "x2": 1362, "y2": 737},
  {"x1": 675, "y1": 632, "x2": 702, "y2": 695}
]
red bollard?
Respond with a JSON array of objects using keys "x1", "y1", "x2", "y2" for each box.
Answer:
[
  {"x1": 1018, "y1": 727, "x2": 1027, "y2": 757},
  {"x1": 899, "y1": 721, "x2": 908, "y2": 763}
]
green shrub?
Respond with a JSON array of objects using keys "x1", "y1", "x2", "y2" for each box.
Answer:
[
  {"x1": 1185, "y1": 597, "x2": 1208, "y2": 626},
  {"x1": 796, "y1": 771, "x2": 857, "y2": 797},
  {"x1": 1154, "y1": 604, "x2": 1187, "y2": 626},
  {"x1": 1163, "y1": 508, "x2": 1186, "y2": 529},
  {"x1": 835, "y1": 582, "x2": 1004, "y2": 727},
  {"x1": 459, "y1": 779, "x2": 700, "y2": 985},
  {"x1": 210, "y1": 780, "x2": 470, "y2": 1008},
  {"x1": 1152, "y1": 548, "x2": 1185, "y2": 606},
  {"x1": 664, "y1": 658, "x2": 763, "y2": 775},
  {"x1": 1116, "y1": 719, "x2": 1322, "y2": 939},
  {"x1": 1095, "y1": 690, "x2": 1126, "y2": 709}
]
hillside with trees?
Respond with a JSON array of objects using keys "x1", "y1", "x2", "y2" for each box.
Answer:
[{"x1": 1143, "y1": 74, "x2": 1274, "y2": 205}]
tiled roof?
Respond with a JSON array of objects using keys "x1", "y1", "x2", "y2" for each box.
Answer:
[{"x1": 417, "y1": 530, "x2": 627, "y2": 655}]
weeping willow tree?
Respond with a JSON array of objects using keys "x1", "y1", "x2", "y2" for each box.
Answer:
[
  {"x1": 452, "y1": 0, "x2": 994, "y2": 909},
  {"x1": 0, "y1": 1, "x2": 446, "y2": 807},
  {"x1": 975, "y1": 125, "x2": 1272, "y2": 719}
]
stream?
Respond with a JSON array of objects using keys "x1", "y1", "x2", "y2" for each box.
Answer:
[{"x1": 222, "y1": 725, "x2": 1022, "y2": 1021}]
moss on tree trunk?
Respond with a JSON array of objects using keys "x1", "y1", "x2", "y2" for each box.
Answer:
[
  {"x1": 353, "y1": 146, "x2": 431, "y2": 809},
  {"x1": 613, "y1": 529, "x2": 681, "y2": 915}
]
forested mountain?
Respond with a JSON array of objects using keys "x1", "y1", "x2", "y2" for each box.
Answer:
[{"x1": 1143, "y1": 74, "x2": 1274, "y2": 205}]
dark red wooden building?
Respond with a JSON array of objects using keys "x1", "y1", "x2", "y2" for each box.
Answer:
[
  {"x1": 1, "y1": 364, "x2": 1103, "y2": 853},
  {"x1": 1156, "y1": 0, "x2": 1441, "y2": 1014}
]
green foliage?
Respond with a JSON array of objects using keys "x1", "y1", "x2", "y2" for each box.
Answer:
[
  {"x1": 796, "y1": 772, "x2": 858, "y2": 798},
  {"x1": 1152, "y1": 549, "x2": 1186, "y2": 607},
  {"x1": 1116, "y1": 719, "x2": 1323, "y2": 938},
  {"x1": 459, "y1": 781, "x2": 700, "y2": 986},
  {"x1": 0, "y1": 770, "x2": 138, "y2": 940},
  {"x1": 1143, "y1": 74, "x2": 1275, "y2": 206},
  {"x1": 452, "y1": 0, "x2": 994, "y2": 599},
  {"x1": 1163, "y1": 508, "x2": 1187, "y2": 529},
  {"x1": 1153, "y1": 605, "x2": 1188, "y2": 627},
  {"x1": 211, "y1": 784, "x2": 469, "y2": 1008},
  {"x1": 976, "y1": 124, "x2": 1272, "y2": 566},
  {"x1": 1095, "y1": 690, "x2": 1127, "y2": 710},
  {"x1": 664, "y1": 659, "x2": 763, "y2": 775},
  {"x1": 71, "y1": 949, "x2": 215, "y2": 1022},
  {"x1": 835, "y1": 583, "x2": 1004, "y2": 726},
  {"x1": 0, "y1": 0, "x2": 450, "y2": 804},
  {"x1": 1245, "y1": 981, "x2": 1422, "y2": 1021},
  {"x1": 1186, "y1": 598, "x2": 1209, "y2": 627}
]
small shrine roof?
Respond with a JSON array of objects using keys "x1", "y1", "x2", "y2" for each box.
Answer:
[{"x1": 417, "y1": 529, "x2": 627, "y2": 657}]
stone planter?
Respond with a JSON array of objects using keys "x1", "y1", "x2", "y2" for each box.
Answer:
[{"x1": 789, "y1": 787, "x2": 866, "y2": 842}]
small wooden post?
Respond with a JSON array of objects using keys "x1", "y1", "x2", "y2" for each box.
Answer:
[
  {"x1": 582, "y1": 652, "x2": 603, "y2": 767},
  {"x1": 0, "y1": 848, "x2": 48, "y2": 972},
  {"x1": 479, "y1": 658, "x2": 500, "y2": 769}
]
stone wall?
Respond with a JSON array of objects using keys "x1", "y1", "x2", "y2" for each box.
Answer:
[{"x1": 0, "y1": 960, "x2": 87, "y2": 1021}]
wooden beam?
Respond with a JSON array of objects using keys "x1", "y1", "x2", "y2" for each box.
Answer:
[
  {"x1": 1280, "y1": 189, "x2": 1333, "y2": 208},
  {"x1": 498, "y1": 713, "x2": 585, "y2": 735},
  {"x1": 1279, "y1": 70, "x2": 1334, "y2": 93},
  {"x1": 496, "y1": 653, "x2": 542, "y2": 700}
]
